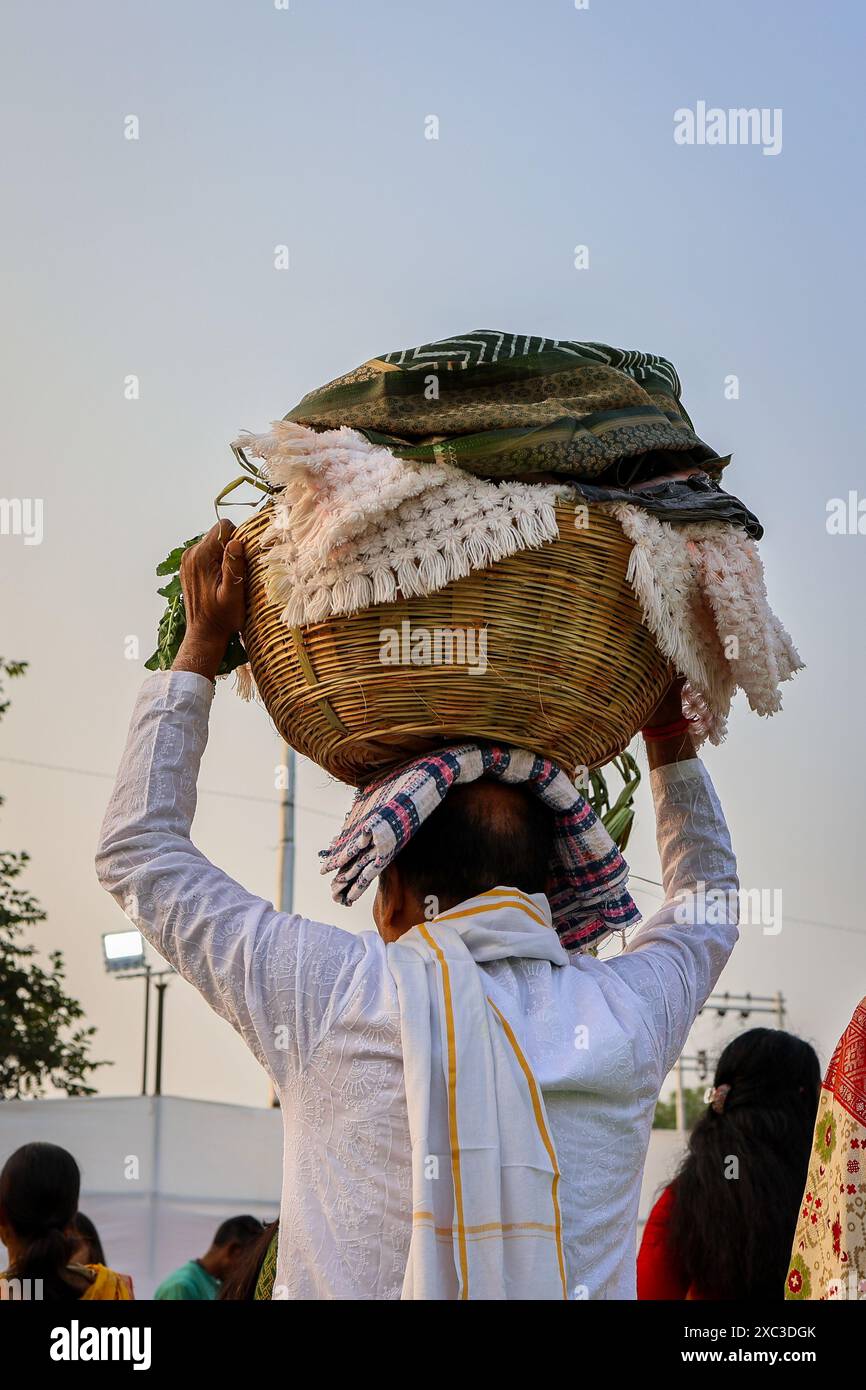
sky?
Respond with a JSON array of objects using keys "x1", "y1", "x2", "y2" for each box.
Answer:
[{"x1": 1, "y1": 0, "x2": 864, "y2": 1108}]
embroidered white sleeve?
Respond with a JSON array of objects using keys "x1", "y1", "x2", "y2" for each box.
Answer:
[
  {"x1": 605, "y1": 758, "x2": 739, "y2": 1080},
  {"x1": 94, "y1": 671, "x2": 365, "y2": 1079}
]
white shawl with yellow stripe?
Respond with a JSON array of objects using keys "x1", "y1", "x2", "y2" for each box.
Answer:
[{"x1": 387, "y1": 887, "x2": 570, "y2": 1300}]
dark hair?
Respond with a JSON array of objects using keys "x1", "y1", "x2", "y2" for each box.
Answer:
[
  {"x1": 668, "y1": 1028, "x2": 820, "y2": 1300},
  {"x1": 390, "y1": 779, "x2": 554, "y2": 909},
  {"x1": 72, "y1": 1211, "x2": 106, "y2": 1267},
  {"x1": 213, "y1": 1214, "x2": 265, "y2": 1250},
  {"x1": 218, "y1": 1220, "x2": 277, "y2": 1301},
  {"x1": 0, "y1": 1142, "x2": 82, "y2": 1300}
]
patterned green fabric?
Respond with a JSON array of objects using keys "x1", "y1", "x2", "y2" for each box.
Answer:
[
  {"x1": 285, "y1": 330, "x2": 724, "y2": 480},
  {"x1": 253, "y1": 1229, "x2": 278, "y2": 1301}
]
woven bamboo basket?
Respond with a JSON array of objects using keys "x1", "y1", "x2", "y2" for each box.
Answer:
[{"x1": 236, "y1": 501, "x2": 670, "y2": 786}]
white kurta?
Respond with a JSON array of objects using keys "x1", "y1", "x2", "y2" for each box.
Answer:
[{"x1": 96, "y1": 672, "x2": 739, "y2": 1300}]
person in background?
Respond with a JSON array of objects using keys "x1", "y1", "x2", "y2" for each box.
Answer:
[
  {"x1": 218, "y1": 1220, "x2": 279, "y2": 1301},
  {"x1": 0, "y1": 1143, "x2": 133, "y2": 1300},
  {"x1": 638, "y1": 1029, "x2": 820, "y2": 1300},
  {"x1": 154, "y1": 1215, "x2": 265, "y2": 1300},
  {"x1": 786, "y1": 996, "x2": 866, "y2": 1301},
  {"x1": 70, "y1": 1211, "x2": 106, "y2": 1268}
]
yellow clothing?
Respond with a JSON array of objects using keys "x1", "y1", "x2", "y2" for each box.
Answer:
[{"x1": 78, "y1": 1264, "x2": 134, "y2": 1300}]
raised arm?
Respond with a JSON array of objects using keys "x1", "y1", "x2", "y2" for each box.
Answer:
[
  {"x1": 95, "y1": 523, "x2": 364, "y2": 1076},
  {"x1": 606, "y1": 682, "x2": 740, "y2": 1080}
]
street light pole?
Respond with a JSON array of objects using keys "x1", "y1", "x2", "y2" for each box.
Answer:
[
  {"x1": 154, "y1": 977, "x2": 169, "y2": 1097},
  {"x1": 141, "y1": 965, "x2": 152, "y2": 1096},
  {"x1": 103, "y1": 931, "x2": 173, "y2": 1096},
  {"x1": 275, "y1": 740, "x2": 295, "y2": 920},
  {"x1": 268, "y1": 740, "x2": 296, "y2": 1108},
  {"x1": 675, "y1": 1058, "x2": 686, "y2": 1132}
]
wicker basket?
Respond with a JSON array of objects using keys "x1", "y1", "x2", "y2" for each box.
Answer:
[{"x1": 237, "y1": 502, "x2": 670, "y2": 786}]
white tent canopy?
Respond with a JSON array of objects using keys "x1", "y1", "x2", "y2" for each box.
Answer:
[
  {"x1": 0, "y1": 1096, "x2": 282, "y2": 1297},
  {"x1": 0, "y1": 1094, "x2": 684, "y2": 1298}
]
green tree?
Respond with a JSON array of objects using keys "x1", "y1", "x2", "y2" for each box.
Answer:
[
  {"x1": 653, "y1": 1085, "x2": 709, "y2": 1130},
  {"x1": 0, "y1": 658, "x2": 106, "y2": 1098}
]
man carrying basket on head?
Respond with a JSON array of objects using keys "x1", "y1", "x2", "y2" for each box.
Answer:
[{"x1": 96, "y1": 516, "x2": 739, "y2": 1301}]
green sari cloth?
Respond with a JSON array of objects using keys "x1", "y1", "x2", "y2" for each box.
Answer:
[
  {"x1": 254, "y1": 1230, "x2": 278, "y2": 1301},
  {"x1": 284, "y1": 330, "x2": 724, "y2": 481}
]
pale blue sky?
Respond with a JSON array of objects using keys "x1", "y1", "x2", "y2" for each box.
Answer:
[{"x1": 1, "y1": 0, "x2": 863, "y2": 1104}]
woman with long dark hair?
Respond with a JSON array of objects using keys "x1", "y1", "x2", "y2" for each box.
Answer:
[
  {"x1": 0, "y1": 1143, "x2": 132, "y2": 1300},
  {"x1": 638, "y1": 1028, "x2": 820, "y2": 1300}
]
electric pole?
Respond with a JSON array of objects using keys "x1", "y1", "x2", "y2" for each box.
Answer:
[
  {"x1": 269, "y1": 740, "x2": 295, "y2": 1107},
  {"x1": 276, "y1": 740, "x2": 295, "y2": 920}
]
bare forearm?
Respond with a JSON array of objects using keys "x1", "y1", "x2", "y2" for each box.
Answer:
[
  {"x1": 172, "y1": 633, "x2": 226, "y2": 682},
  {"x1": 642, "y1": 677, "x2": 696, "y2": 770},
  {"x1": 645, "y1": 728, "x2": 695, "y2": 771}
]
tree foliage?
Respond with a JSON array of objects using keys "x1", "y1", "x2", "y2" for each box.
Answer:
[
  {"x1": 653, "y1": 1085, "x2": 708, "y2": 1130},
  {"x1": 0, "y1": 658, "x2": 106, "y2": 1098}
]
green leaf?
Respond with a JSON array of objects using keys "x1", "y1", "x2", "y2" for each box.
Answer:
[
  {"x1": 0, "y1": 665, "x2": 108, "y2": 1097},
  {"x1": 587, "y1": 751, "x2": 641, "y2": 852},
  {"x1": 155, "y1": 536, "x2": 204, "y2": 577},
  {"x1": 146, "y1": 535, "x2": 248, "y2": 675}
]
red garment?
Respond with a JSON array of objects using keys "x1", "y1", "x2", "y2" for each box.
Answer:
[{"x1": 637, "y1": 1184, "x2": 705, "y2": 1300}]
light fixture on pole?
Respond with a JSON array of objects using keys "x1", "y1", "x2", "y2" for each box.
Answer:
[
  {"x1": 102, "y1": 930, "x2": 146, "y2": 973},
  {"x1": 102, "y1": 930, "x2": 173, "y2": 1095}
]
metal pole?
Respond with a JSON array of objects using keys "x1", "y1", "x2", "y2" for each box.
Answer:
[
  {"x1": 154, "y1": 979, "x2": 168, "y2": 1097},
  {"x1": 269, "y1": 741, "x2": 295, "y2": 1108},
  {"x1": 775, "y1": 991, "x2": 786, "y2": 1028},
  {"x1": 142, "y1": 965, "x2": 152, "y2": 1096},
  {"x1": 675, "y1": 1057, "x2": 685, "y2": 1133},
  {"x1": 275, "y1": 740, "x2": 295, "y2": 917}
]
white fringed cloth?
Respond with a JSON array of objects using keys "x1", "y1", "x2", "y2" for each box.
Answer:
[
  {"x1": 234, "y1": 422, "x2": 802, "y2": 742},
  {"x1": 239, "y1": 421, "x2": 563, "y2": 624},
  {"x1": 601, "y1": 504, "x2": 803, "y2": 743}
]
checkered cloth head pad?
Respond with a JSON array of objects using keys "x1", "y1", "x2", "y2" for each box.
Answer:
[{"x1": 319, "y1": 742, "x2": 641, "y2": 952}]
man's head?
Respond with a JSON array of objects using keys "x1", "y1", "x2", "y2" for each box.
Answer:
[
  {"x1": 373, "y1": 779, "x2": 554, "y2": 941},
  {"x1": 205, "y1": 1214, "x2": 265, "y2": 1281}
]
